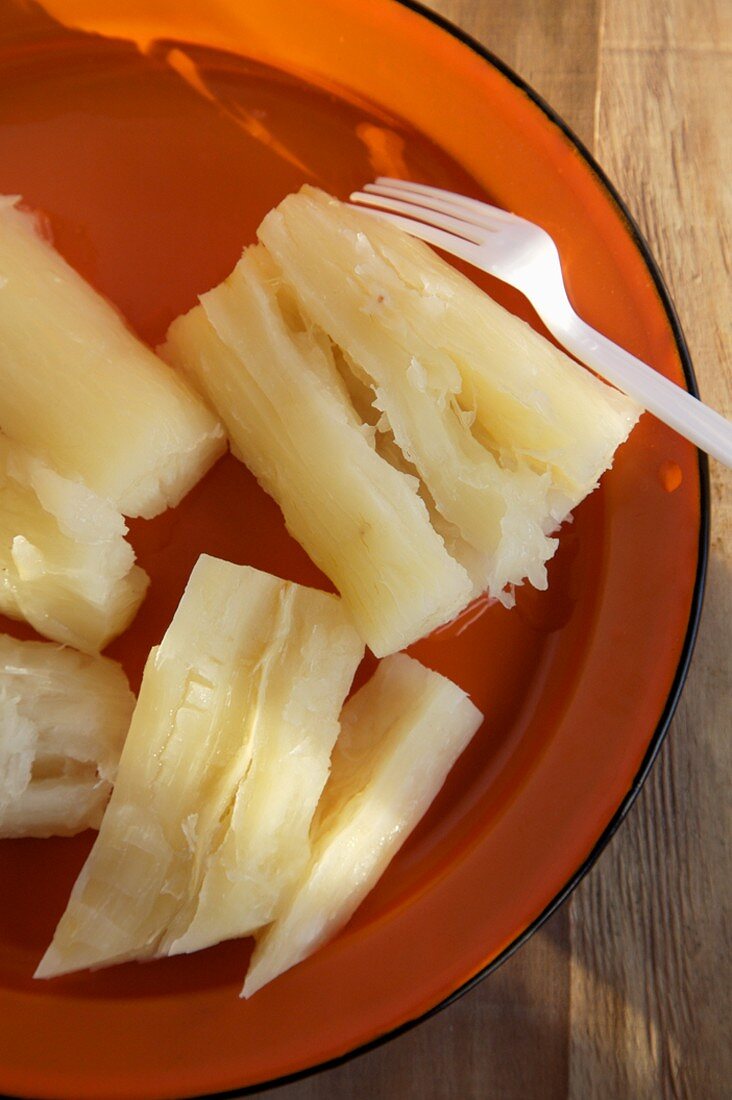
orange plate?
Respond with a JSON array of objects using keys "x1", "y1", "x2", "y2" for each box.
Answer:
[{"x1": 0, "y1": 1, "x2": 707, "y2": 1098}]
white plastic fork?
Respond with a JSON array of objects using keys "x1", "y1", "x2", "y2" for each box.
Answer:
[{"x1": 349, "y1": 177, "x2": 732, "y2": 467}]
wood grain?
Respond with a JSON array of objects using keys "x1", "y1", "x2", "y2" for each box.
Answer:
[
  {"x1": 569, "y1": 1, "x2": 732, "y2": 1097},
  {"x1": 255, "y1": 1, "x2": 731, "y2": 1096},
  {"x1": 425, "y1": 0, "x2": 603, "y2": 149}
]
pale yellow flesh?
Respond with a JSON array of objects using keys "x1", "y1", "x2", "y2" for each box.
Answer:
[
  {"x1": 244, "y1": 653, "x2": 483, "y2": 997},
  {"x1": 162, "y1": 248, "x2": 472, "y2": 657},
  {"x1": 0, "y1": 196, "x2": 225, "y2": 518},
  {"x1": 36, "y1": 555, "x2": 363, "y2": 978},
  {"x1": 0, "y1": 433, "x2": 149, "y2": 652},
  {"x1": 260, "y1": 187, "x2": 641, "y2": 519},
  {"x1": 164, "y1": 187, "x2": 638, "y2": 643},
  {"x1": 0, "y1": 635, "x2": 134, "y2": 838},
  {"x1": 260, "y1": 192, "x2": 561, "y2": 593}
]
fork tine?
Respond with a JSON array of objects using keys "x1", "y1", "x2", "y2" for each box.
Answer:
[
  {"x1": 349, "y1": 191, "x2": 485, "y2": 245},
  {"x1": 364, "y1": 181, "x2": 506, "y2": 233},
  {"x1": 346, "y1": 206, "x2": 483, "y2": 266},
  {"x1": 374, "y1": 177, "x2": 517, "y2": 225}
]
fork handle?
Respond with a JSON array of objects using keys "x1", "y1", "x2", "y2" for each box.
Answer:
[{"x1": 551, "y1": 316, "x2": 732, "y2": 467}]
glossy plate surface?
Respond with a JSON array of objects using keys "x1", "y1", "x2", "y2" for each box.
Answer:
[{"x1": 0, "y1": 1, "x2": 705, "y2": 1097}]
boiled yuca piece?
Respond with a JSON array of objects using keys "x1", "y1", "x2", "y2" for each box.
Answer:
[
  {"x1": 0, "y1": 635, "x2": 134, "y2": 838},
  {"x1": 0, "y1": 196, "x2": 225, "y2": 518},
  {"x1": 0, "y1": 433, "x2": 149, "y2": 652},
  {"x1": 259, "y1": 187, "x2": 640, "y2": 522},
  {"x1": 244, "y1": 653, "x2": 482, "y2": 997},
  {"x1": 162, "y1": 248, "x2": 472, "y2": 657},
  {"x1": 36, "y1": 555, "x2": 363, "y2": 979},
  {"x1": 260, "y1": 192, "x2": 559, "y2": 595}
]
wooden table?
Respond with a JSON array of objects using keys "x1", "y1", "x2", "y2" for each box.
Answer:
[{"x1": 257, "y1": 1, "x2": 731, "y2": 1095}]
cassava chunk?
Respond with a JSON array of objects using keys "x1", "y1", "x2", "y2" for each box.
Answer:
[
  {"x1": 0, "y1": 433, "x2": 148, "y2": 652},
  {"x1": 0, "y1": 635, "x2": 134, "y2": 838},
  {"x1": 0, "y1": 196, "x2": 225, "y2": 519},
  {"x1": 164, "y1": 187, "x2": 639, "y2": 648},
  {"x1": 36, "y1": 555, "x2": 363, "y2": 978},
  {"x1": 244, "y1": 653, "x2": 482, "y2": 997}
]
